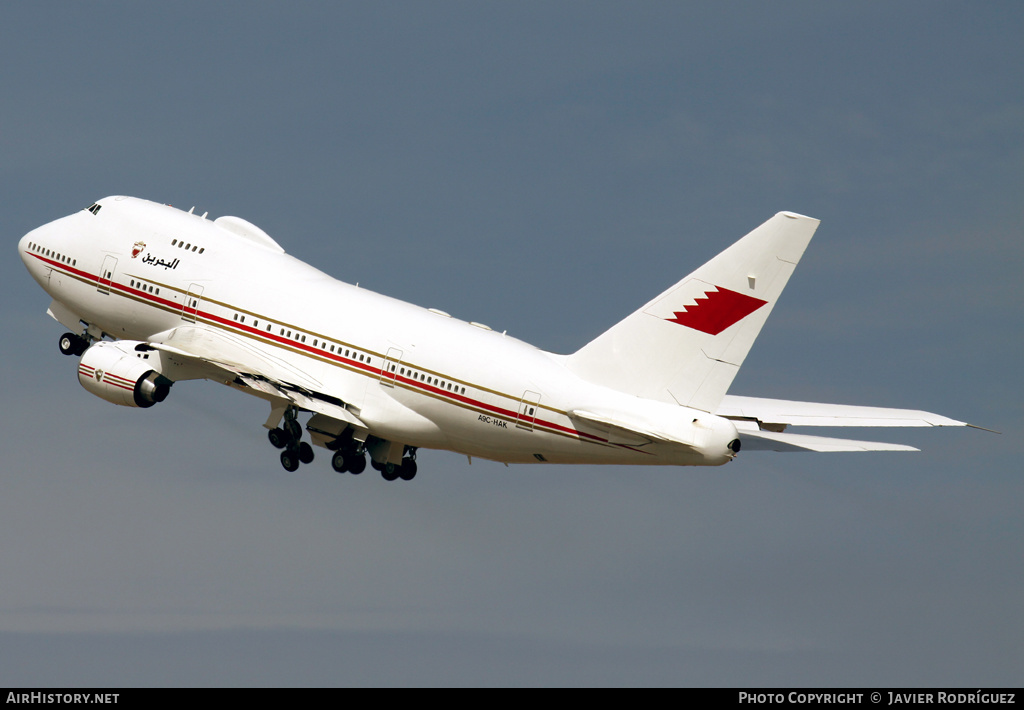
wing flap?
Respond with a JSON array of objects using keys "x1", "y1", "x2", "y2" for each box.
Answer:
[{"x1": 235, "y1": 374, "x2": 366, "y2": 429}]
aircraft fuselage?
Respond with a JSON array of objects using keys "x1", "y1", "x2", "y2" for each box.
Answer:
[{"x1": 19, "y1": 196, "x2": 738, "y2": 469}]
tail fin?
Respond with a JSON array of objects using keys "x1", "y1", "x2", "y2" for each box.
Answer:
[{"x1": 565, "y1": 211, "x2": 820, "y2": 413}]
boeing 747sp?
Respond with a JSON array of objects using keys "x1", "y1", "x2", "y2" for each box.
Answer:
[{"x1": 18, "y1": 197, "x2": 975, "y2": 480}]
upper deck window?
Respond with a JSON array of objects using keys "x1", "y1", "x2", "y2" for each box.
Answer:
[{"x1": 86, "y1": 203, "x2": 101, "y2": 215}]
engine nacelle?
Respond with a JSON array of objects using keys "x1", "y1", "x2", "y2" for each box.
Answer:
[{"x1": 78, "y1": 340, "x2": 173, "y2": 408}]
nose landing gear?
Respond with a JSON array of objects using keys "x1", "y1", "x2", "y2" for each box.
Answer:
[{"x1": 58, "y1": 332, "x2": 90, "y2": 356}]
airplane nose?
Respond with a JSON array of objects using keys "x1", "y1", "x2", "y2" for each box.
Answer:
[
  {"x1": 18, "y1": 231, "x2": 33, "y2": 266},
  {"x1": 18, "y1": 225, "x2": 50, "y2": 283}
]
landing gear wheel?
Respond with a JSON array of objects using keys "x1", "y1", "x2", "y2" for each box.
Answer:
[
  {"x1": 348, "y1": 454, "x2": 366, "y2": 475},
  {"x1": 268, "y1": 428, "x2": 288, "y2": 449},
  {"x1": 285, "y1": 419, "x2": 302, "y2": 442},
  {"x1": 298, "y1": 441, "x2": 314, "y2": 464},
  {"x1": 398, "y1": 458, "x2": 417, "y2": 481},
  {"x1": 280, "y1": 449, "x2": 300, "y2": 472},
  {"x1": 331, "y1": 450, "x2": 349, "y2": 473},
  {"x1": 59, "y1": 332, "x2": 85, "y2": 356},
  {"x1": 381, "y1": 462, "x2": 399, "y2": 481}
]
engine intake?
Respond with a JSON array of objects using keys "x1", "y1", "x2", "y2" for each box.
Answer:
[{"x1": 78, "y1": 340, "x2": 173, "y2": 408}]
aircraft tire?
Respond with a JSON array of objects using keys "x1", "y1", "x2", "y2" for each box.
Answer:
[
  {"x1": 298, "y1": 441, "x2": 314, "y2": 464},
  {"x1": 398, "y1": 459, "x2": 417, "y2": 481},
  {"x1": 280, "y1": 449, "x2": 300, "y2": 472},
  {"x1": 59, "y1": 332, "x2": 82, "y2": 356},
  {"x1": 268, "y1": 428, "x2": 288, "y2": 449},
  {"x1": 381, "y1": 463, "x2": 399, "y2": 482},
  {"x1": 285, "y1": 419, "x2": 302, "y2": 442},
  {"x1": 331, "y1": 450, "x2": 349, "y2": 473},
  {"x1": 348, "y1": 455, "x2": 366, "y2": 475}
]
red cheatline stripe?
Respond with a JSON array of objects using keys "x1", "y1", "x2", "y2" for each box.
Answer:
[{"x1": 44, "y1": 253, "x2": 650, "y2": 453}]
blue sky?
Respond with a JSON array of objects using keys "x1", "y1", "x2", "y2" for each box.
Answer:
[{"x1": 1, "y1": 2, "x2": 1021, "y2": 686}]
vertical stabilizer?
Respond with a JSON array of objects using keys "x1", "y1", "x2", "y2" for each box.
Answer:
[{"x1": 565, "y1": 212, "x2": 820, "y2": 412}]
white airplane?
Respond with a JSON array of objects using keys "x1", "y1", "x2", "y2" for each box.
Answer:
[{"x1": 17, "y1": 196, "x2": 977, "y2": 481}]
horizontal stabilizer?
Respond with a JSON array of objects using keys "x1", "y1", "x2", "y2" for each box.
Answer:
[
  {"x1": 734, "y1": 422, "x2": 919, "y2": 452},
  {"x1": 718, "y1": 395, "x2": 968, "y2": 428}
]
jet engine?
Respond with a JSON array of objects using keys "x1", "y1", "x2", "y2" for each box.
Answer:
[{"x1": 77, "y1": 340, "x2": 173, "y2": 408}]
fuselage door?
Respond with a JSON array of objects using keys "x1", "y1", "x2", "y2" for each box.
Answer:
[
  {"x1": 380, "y1": 347, "x2": 403, "y2": 387},
  {"x1": 97, "y1": 255, "x2": 118, "y2": 294},
  {"x1": 516, "y1": 391, "x2": 542, "y2": 431},
  {"x1": 182, "y1": 284, "x2": 204, "y2": 322}
]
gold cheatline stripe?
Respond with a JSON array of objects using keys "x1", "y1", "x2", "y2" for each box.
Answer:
[{"x1": 46, "y1": 256, "x2": 629, "y2": 450}]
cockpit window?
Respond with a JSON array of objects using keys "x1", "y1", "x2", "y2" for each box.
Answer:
[{"x1": 86, "y1": 203, "x2": 101, "y2": 215}]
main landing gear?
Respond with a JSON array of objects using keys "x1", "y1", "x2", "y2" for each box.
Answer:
[
  {"x1": 370, "y1": 448, "x2": 418, "y2": 482},
  {"x1": 330, "y1": 447, "x2": 368, "y2": 475},
  {"x1": 267, "y1": 407, "x2": 315, "y2": 473},
  {"x1": 265, "y1": 408, "x2": 417, "y2": 481},
  {"x1": 325, "y1": 427, "x2": 368, "y2": 476}
]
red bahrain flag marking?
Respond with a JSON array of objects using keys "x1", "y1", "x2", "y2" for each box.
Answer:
[{"x1": 665, "y1": 286, "x2": 767, "y2": 335}]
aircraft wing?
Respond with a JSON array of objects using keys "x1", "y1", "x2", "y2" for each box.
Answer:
[
  {"x1": 148, "y1": 324, "x2": 324, "y2": 390},
  {"x1": 146, "y1": 325, "x2": 367, "y2": 429}
]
